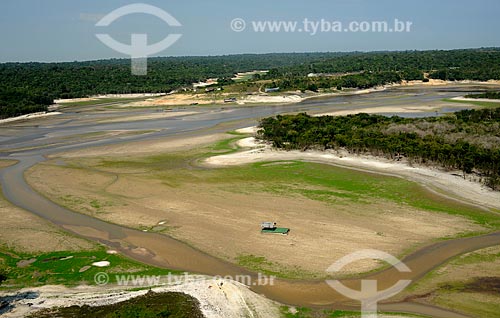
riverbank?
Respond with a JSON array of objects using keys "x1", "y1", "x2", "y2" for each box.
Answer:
[
  {"x1": 3, "y1": 80, "x2": 498, "y2": 125},
  {"x1": 0, "y1": 112, "x2": 61, "y2": 125},
  {"x1": 204, "y1": 131, "x2": 500, "y2": 211},
  {"x1": 124, "y1": 80, "x2": 500, "y2": 108},
  {"x1": 451, "y1": 96, "x2": 500, "y2": 103}
]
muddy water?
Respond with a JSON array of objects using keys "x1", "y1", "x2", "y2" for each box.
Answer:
[{"x1": 0, "y1": 86, "x2": 497, "y2": 317}]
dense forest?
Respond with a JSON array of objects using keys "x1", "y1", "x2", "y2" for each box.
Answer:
[
  {"x1": 0, "y1": 53, "x2": 345, "y2": 119},
  {"x1": 265, "y1": 48, "x2": 500, "y2": 79},
  {"x1": 265, "y1": 71, "x2": 406, "y2": 92},
  {"x1": 258, "y1": 108, "x2": 500, "y2": 190},
  {"x1": 1, "y1": 48, "x2": 500, "y2": 119},
  {"x1": 0, "y1": 53, "x2": 344, "y2": 98},
  {"x1": 0, "y1": 89, "x2": 52, "y2": 119},
  {"x1": 263, "y1": 48, "x2": 500, "y2": 92}
]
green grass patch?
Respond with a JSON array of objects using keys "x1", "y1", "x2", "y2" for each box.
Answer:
[
  {"x1": 200, "y1": 160, "x2": 498, "y2": 228},
  {"x1": 0, "y1": 248, "x2": 178, "y2": 289},
  {"x1": 280, "y1": 306, "x2": 313, "y2": 318},
  {"x1": 209, "y1": 136, "x2": 242, "y2": 153},
  {"x1": 443, "y1": 98, "x2": 500, "y2": 108}
]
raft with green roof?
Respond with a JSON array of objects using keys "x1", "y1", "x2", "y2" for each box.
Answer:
[{"x1": 260, "y1": 222, "x2": 290, "y2": 235}]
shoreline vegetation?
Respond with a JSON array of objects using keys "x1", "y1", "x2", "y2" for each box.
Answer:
[
  {"x1": 465, "y1": 91, "x2": 500, "y2": 100},
  {"x1": 257, "y1": 108, "x2": 500, "y2": 190},
  {"x1": 2, "y1": 48, "x2": 500, "y2": 119}
]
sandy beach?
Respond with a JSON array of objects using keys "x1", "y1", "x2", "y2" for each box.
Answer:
[{"x1": 0, "y1": 112, "x2": 62, "y2": 125}]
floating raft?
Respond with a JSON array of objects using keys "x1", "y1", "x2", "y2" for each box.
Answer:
[{"x1": 261, "y1": 227, "x2": 290, "y2": 235}]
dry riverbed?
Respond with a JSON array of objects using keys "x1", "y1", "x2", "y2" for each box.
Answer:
[{"x1": 25, "y1": 132, "x2": 487, "y2": 279}]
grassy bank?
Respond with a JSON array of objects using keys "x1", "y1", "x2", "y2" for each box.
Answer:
[
  {"x1": 100, "y1": 140, "x2": 495, "y2": 229},
  {"x1": 0, "y1": 249, "x2": 177, "y2": 289},
  {"x1": 0, "y1": 248, "x2": 178, "y2": 289}
]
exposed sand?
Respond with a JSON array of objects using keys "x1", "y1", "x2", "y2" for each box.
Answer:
[
  {"x1": 205, "y1": 136, "x2": 500, "y2": 211},
  {"x1": 317, "y1": 105, "x2": 440, "y2": 116},
  {"x1": 235, "y1": 127, "x2": 259, "y2": 134},
  {"x1": 451, "y1": 96, "x2": 500, "y2": 103},
  {"x1": 96, "y1": 111, "x2": 199, "y2": 123},
  {"x1": 27, "y1": 134, "x2": 483, "y2": 277},
  {"x1": 54, "y1": 93, "x2": 166, "y2": 104},
  {"x1": 55, "y1": 133, "x2": 229, "y2": 158},
  {"x1": 400, "y1": 79, "x2": 500, "y2": 87},
  {"x1": 52, "y1": 80, "x2": 500, "y2": 109},
  {"x1": 0, "y1": 112, "x2": 61, "y2": 125},
  {"x1": 0, "y1": 276, "x2": 281, "y2": 318},
  {"x1": 0, "y1": 278, "x2": 414, "y2": 318},
  {"x1": 243, "y1": 94, "x2": 303, "y2": 104},
  {"x1": 127, "y1": 93, "x2": 216, "y2": 107},
  {"x1": 232, "y1": 70, "x2": 269, "y2": 81}
]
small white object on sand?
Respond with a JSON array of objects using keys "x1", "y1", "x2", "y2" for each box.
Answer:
[{"x1": 92, "y1": 261, "x2": 110, "y2": 267}]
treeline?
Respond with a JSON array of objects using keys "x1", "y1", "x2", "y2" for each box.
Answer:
[
  {"x1": 2, "y1": 49, "x2": 500, "y2": 118},
  {"x1": 266, "y1": 71, "x2": 407, "y2": 92},
  {"x1": 263, "y1": 48, "x2": 500, "y2": 91},
  {"x1": 465, "y1": 91, "x2": 500, "y2": 99},
  {"x1": 258, "y1": 108, "x2": 500, "y2": 190},
  {"x1": 0, "y1": 53, "x2": 345, "y2": 118},
  {"x1": 0, "y1": 88, "x2": 51, "y2": 119},
  {"x1": 0, "y1": 53, "x2": 345, "y2": 100},
  {"x1": 265, "y1": 48, "x2": 500, "y2": 80},
  {"x1": 3, "y1": 49, "x2": 499, "y2": 101}
]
